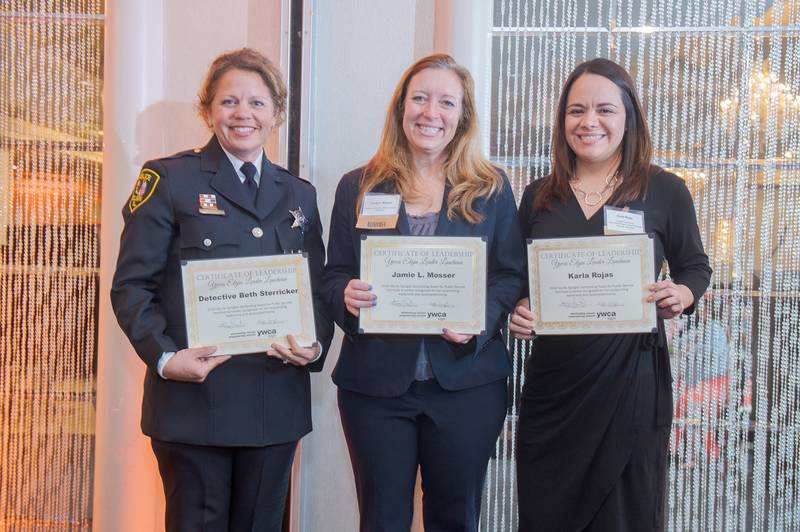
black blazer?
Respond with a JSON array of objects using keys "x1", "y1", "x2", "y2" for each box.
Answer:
[
  {"x1": 323, "y1": 167, "x2": 525, "y2": 397},
  {"x1": 111, "y1": 136, "x2": 333, "y2": 446}
]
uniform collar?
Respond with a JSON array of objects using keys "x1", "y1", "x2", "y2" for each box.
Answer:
[
  {"x1": 202, "y1": 136, "x2": 287, "y2": 220},
  {"x1": 220, "y1": 147, "x2": 264, "y2": 183}
]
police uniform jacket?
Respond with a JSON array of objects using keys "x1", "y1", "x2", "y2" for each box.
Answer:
[
  {"x1": 323, "y1": 167, "x2": 525, "y2": 397},
  {"x1": 111, "y1": 136, "x2": 332, "y2": 447}
]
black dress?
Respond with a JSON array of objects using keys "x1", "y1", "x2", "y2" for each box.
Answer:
[{"x1": 516, "y1": 167, "x2": 711, "y2": 532}]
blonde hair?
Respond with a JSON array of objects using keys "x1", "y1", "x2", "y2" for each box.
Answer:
[
  {"x1": 198, "y1": 48, "x2": 288, "y2": 127},
  {"x1": 358, "y1": 54, "x2": 502, "y2": 224}
]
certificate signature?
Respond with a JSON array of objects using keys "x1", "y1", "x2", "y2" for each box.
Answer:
[{"x1": 390, "y1": 297, "x2": 416, "y2": 308}]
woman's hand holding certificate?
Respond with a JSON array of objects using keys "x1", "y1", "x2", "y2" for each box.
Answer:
[
  {"x1": 508, "y1": 298, "x2": 539, "y2": 340},
  {"x1": 162, "y1": 346, "x2": 231, "y2": 382}
]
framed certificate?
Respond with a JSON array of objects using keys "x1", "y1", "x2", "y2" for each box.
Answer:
[
  {"x1": 527, "y1": 234, "x2": 657, "y2": 335},
  {"x1": 359, "y1": 235, "x2": 487, "y2": 335},
  {"x1": 181, "y1": 254, "x2": 317, "y2": 355}
]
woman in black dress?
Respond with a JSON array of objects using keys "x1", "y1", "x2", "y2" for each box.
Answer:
[{"x1": 510, "y1": 58, "x2": 711, "y2": 531}]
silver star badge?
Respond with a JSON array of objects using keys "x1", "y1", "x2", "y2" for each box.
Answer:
[{"x1": 290, "y1": 206, "x2": 307, "y2": 229}]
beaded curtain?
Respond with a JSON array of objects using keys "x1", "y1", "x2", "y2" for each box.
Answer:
[
  {"x1": 483, "y1": 1, "x2": 800, "y2": 530},
  {"x1": 0, "y1": 1, "x2": 103, "y2": 529}
]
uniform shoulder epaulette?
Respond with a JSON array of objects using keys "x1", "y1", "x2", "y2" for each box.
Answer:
[
  {"x1": 271, "y1": 162, "x2": 292, "y2": 175},
  {"x1": 274, "y1": 164, "x2": 313, "y2": 185},
  {"x1": 163, "y1": 147, "x2": 202, "y2": 160}
]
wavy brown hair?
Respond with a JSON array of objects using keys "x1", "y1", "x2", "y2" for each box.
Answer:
[
  {"x1": 197, "y1": 48, "x2": 288, "y2": 128},
  {"x1": 534, "y1": 58, "x2": 652, "y2": 211},
  {"x1": 358, "y1": 54, "x2": 502, "y2": 224}
]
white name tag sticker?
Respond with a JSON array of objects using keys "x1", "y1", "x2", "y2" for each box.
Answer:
[
  {"x1": 356, "y1": 193, "x2": 401, "y2": 229},
  {"x1": 604, "y1": 205, "x2": 645, "y2": 235}
]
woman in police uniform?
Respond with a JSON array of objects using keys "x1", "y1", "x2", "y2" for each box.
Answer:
[{"x1": 111, "y1": 48, "x2": 332, "y2": 532}]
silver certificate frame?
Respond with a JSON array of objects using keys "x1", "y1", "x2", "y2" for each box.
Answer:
[
  {"x1": 181, "y1": 254, "x2": 317, "y2": 355},
  {"x1": 527, "y1": 234, "x2": 657, "y2": 335},
  {"x1": 359, "y1": 235, "x2": 487, "y2": 335}
]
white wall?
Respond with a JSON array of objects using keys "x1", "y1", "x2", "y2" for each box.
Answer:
[{"x1": 140, "y1": 0, "x2": 285, "y2": 160}]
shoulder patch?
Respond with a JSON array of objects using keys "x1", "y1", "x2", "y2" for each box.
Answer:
[{"x1": 128, "y1": 168, "x2": 161, "y2": 213}]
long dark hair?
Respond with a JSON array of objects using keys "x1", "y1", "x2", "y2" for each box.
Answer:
[{"x1": 534, "y1": 58, "x2": 652, "y2": 211}]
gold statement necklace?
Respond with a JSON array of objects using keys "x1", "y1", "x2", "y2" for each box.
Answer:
[{"x1": 571, "y1": 168, "x2": 620, "y2": 207}]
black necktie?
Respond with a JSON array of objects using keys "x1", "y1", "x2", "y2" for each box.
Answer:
[{"x1": 241, "y1": 162, "x2": 259, "y2": 205}]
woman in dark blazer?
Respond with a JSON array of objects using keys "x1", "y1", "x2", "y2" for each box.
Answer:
[
  {"x1": 111, "y1": 48, "x2": 332, "y2": 532},
  {"x1": 324, "y1": 53, "x2": 525, "y2": 532}
]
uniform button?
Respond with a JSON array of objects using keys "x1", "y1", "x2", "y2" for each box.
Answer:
[
  {"x1": 252, "y1": 227, "x2": 264, "y2": 238},
  {"x1": 203, "y1": 238, "x2": 212, "y2": 247}
]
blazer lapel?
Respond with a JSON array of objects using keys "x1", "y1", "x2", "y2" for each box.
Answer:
[
  {"x1": 256, "y1": 158, "x2": 288, "y2": 221},
  {"x1": 434, "y1": 182, "x2": 455, "y2": 235},
  {"x1": 396, "y1": 202, "x2": 411, "y2": 235},
  {"x1": 203, "y1": 138, "x2": 259, "y2": 218}
]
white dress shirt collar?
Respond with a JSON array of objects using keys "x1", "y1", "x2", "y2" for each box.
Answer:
[{"x1": 220, "y1": 147, "x2": 264, "y2": 185}]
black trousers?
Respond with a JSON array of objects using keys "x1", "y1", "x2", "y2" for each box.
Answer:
[
  {"x1": 151, "y1": 438, "x2": 296, "y2": 532},
  {"x1": 338, "y1": 379, "x2": 507, "y2": 532}
]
